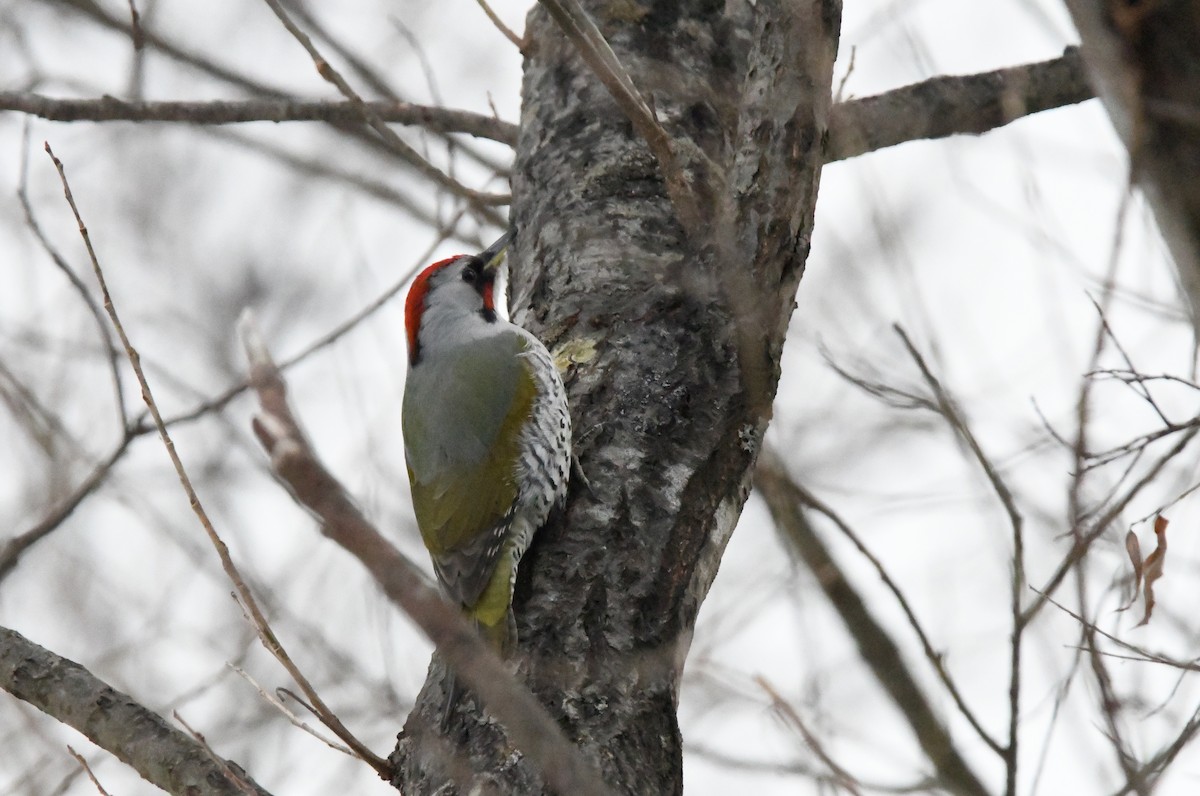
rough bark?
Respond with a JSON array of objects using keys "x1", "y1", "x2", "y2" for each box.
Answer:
[
  {"x1": 827, "y1": 47, "x2": 1092, "y2": 161},
  {"x1": 1062, "y1": 0, "x2": 1200, "y2": 330},
  {"x1": 391, "y1": 1, "x2": 841, "y2": 793},
  {"x1": 0, "y1": 626, "x2": 271, "y2": 796}
]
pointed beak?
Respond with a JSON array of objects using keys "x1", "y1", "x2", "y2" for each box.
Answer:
[{"x1": 479, "y1": 227, "x2": 516, "y2": 274}]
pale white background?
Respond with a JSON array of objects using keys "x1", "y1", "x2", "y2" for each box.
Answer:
[{"x1": 1, "y1": 1, "x2": 1197, "y2": 794}]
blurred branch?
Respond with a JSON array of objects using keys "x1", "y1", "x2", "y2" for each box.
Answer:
[
  {"x1": 476, "y1": 0, "x2": 525, "y2": 49},
  {"x1": 0, "y1": 437, "x2": 131, "y2": 583},
  {"x1": 766, "y1": 455, "x2": 1004, "y2": 757},
  {"x1": 43, "y1": 0, "x2": 288, "y2": 98},
  {"x1": 756, "y1": 676, "x2": 864, "y2": 796},
  {"x1": 0, "y1": 92, "x2": 518, "y2": 144},
  {"x1": 67, "y1": 745, "x2": 113, "y2": 796},
  {"x1": 756, "y1": 447, "x2": 991, "y2": 796},
  {"x1": 43, "y1": 142, "x2": 391, "y2": 778},
  {"x1": 132, "y1": 209, "x2": 472, "y2": 436},
  {"x1": 204, "y1": 127, "x2": 443, "y2": 228},
  {"x1": 685, "y1": 743, "x2": 936, "y2": 793},
  {"x1": 259, "y1": 0, "x2": 508, "y2": 220},
  {"x1": 40, "y1": 0, "x2": 516, "y2": 190},
  {"x1": 893, "y1": 325, "x2": 1026, "y2": 796},
  {"x1": 1061, "y1": 0, "x2": 1200, "y2": 333},
  {"x1": 827, "y1": 46, "x2": 1092, "y2": 161},
  {"x1": 174, "y1": 713, "x2": 263, "y2": 796},
  {"x1": 283, "y1": 0, "x2": 510, "y2": 175},
  {"x1": 239, "y1": 314, "x2": 612, "y2": 796},
  {"x1": 1110, "y1": 701, "x2": 1200, "y2": 796},
  {"x1": 19, "y1": 123, "x2": 127, "y2": 432},
  {"x1": 0, "y1": 626, "x2": 273, "y2": 796}
]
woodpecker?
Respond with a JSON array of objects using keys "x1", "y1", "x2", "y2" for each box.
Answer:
[{"x1": 402, "y1": 229, "x2": 570, "y2": 656}]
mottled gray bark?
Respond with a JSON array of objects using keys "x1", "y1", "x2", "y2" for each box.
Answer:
[
  {"x1": 827, "y1": 47, "x2": 1092, "y2": 162},
  {"x1": 391, "y1": 1, "x2": 840, "y2": 793},
  {"x1": 0, "y1": 626, "x2": 271, "y2": 796},
  {"x1": 1062, "y1": 1, "x2": 1200, "y2": 331}
]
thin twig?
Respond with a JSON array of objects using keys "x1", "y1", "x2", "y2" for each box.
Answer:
[
  {"x1": 226, "y1": 664, "x2": 355, "y2": 757},
  {"x1": 0, "y1": 437, "x2": 131, "y2": 583},
  {"x1": 1024, "y1": 420, "x2": 1200, "y2": 625},
  {"x1": 1039, "y1": 590, "x2": 1200, "y2": 672},
  {"x1": 756, "y1": 676, "x2": 864, "y2": 796},
  {"x1": 19, "y1": 121, "x2": 126, "y2": 433},
  {"x1": 893, "y1": 325, "x2": 1025, "y2": 795},
  {"x1": 173, "y1": 713, "x2": 261, "y2": 796},
  {"x1": 66, "y1": 746, "x2": 112, "y2": 796},
  {"x1": 1087, "y1": 297, "x2": 1172, "y2": 427},
  {"x1": 787, "y1": 478, "x2": 1004, "y2": 756},
  {"x1": 476, "y1": 0, "x2": 524, "y2": 48},
  {"x1": 43, "y1": 142, "x2": 391, "y2": 779},
  {"x1": 257, "y1": 0, "x2": 507, "y2": 221},
  {"x1": 132, "y1": 207, "x2": 473, "y2": 435}
]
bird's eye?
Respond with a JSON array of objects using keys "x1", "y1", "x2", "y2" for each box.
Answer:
[{"x1": 461, "y1": 267, "x2": 477, "y2": 284}]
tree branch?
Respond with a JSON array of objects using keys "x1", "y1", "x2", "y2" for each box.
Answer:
[
  {"x1": 756, "y1": 448, "x2": 991, "y2": 796},
  {"x1": 0, "y1": 626, "x2": 272, "y2": 796},
  {"x1": 44, "y1": 141, "x2": 391, "y2": 777},
  {"x1": 0, "y1": 92, "x2": 518, "y2": 144},
  {"x1": 827, "y1": 46, "x2": 1092, "y2": 162},
  {"x1": 893, "y1": 326, "x2": 1026, "y2": 796},
  {"x1": 258, "y1": 0, "x2": 507, "y2": 219}
]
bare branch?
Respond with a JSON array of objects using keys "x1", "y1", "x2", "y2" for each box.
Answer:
[
  {"x1": 43, "y1": 142, "x2": 391, "y2": 778},
  {"x1": 239, "y1": 313, "x2": 612, "y2": 796},
  {"x1": 475, "y1": 0, "x2": 525, "y2": 50},
  {"x1": 257, "y1": 0, "x2": 507, "y2": 221},
  {"x1": 174, "y1": 713, "x2": 262, "y2": 796},
  {"x1": 827, "y1": 47, "x2": 1092, "y2": 161},
  {"x1": 66, "y1": 746, "x2": 112, "y2": 796},
  {"x1": 779, "y1": 467, "x2": 1005, "y2": 757},
  {"x1": 18, "y1": 122, "x2": 126, "y2": 433},
  {"x1": 892, "y1": 325, "x2": 1026, "y2": 795},
  {"x1": 756, "y1": 676, "x2": 863, "y2": 796},
  {"x1": 0, "y1": 626, "x2": 272, "y2": 796},
  {"x1": 0, "y1": 437, "x2": 131, "y2": 583},
  {"x1": 756, "y1": 447, "x2": 991, "y2": 796},
  {"x1": 227, "y1": 665, "x2": 356, "y2": 758},
  {"x1": 132, "y1": 209, "x2": 473, "y2": 436},
  {"x1": 0, "y1": 92, "x2": 518, "y2": 144}
]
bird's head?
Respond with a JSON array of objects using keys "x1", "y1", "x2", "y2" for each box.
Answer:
[{"x1": 404, "y1": 229, "x2": 514, "y2": 366}]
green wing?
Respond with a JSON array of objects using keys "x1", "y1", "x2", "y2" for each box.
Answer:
[{"x1": 402, "y1": 332, "x2": 535, "y2": 608}]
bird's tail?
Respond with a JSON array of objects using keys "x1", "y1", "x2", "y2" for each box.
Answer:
[{"x1": 438, "y1": 609, "x2": 516, "y2": 731}]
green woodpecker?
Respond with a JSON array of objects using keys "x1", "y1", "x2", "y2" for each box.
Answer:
[{"x1": 402, "y1": 229, "x2": 570, "y2": 655}]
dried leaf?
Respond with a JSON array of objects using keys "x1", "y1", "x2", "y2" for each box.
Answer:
[
  {"x1": 1116, "y1": 529, "x2": 1143, "y2": 613},
  {"x1": 1137, "y1": 515, "x2": 1169, "y2": 627}
]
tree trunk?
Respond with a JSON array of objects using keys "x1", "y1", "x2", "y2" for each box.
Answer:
[{"x1": 391, "y1": 1, "x2": 841, "y2": 792}]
